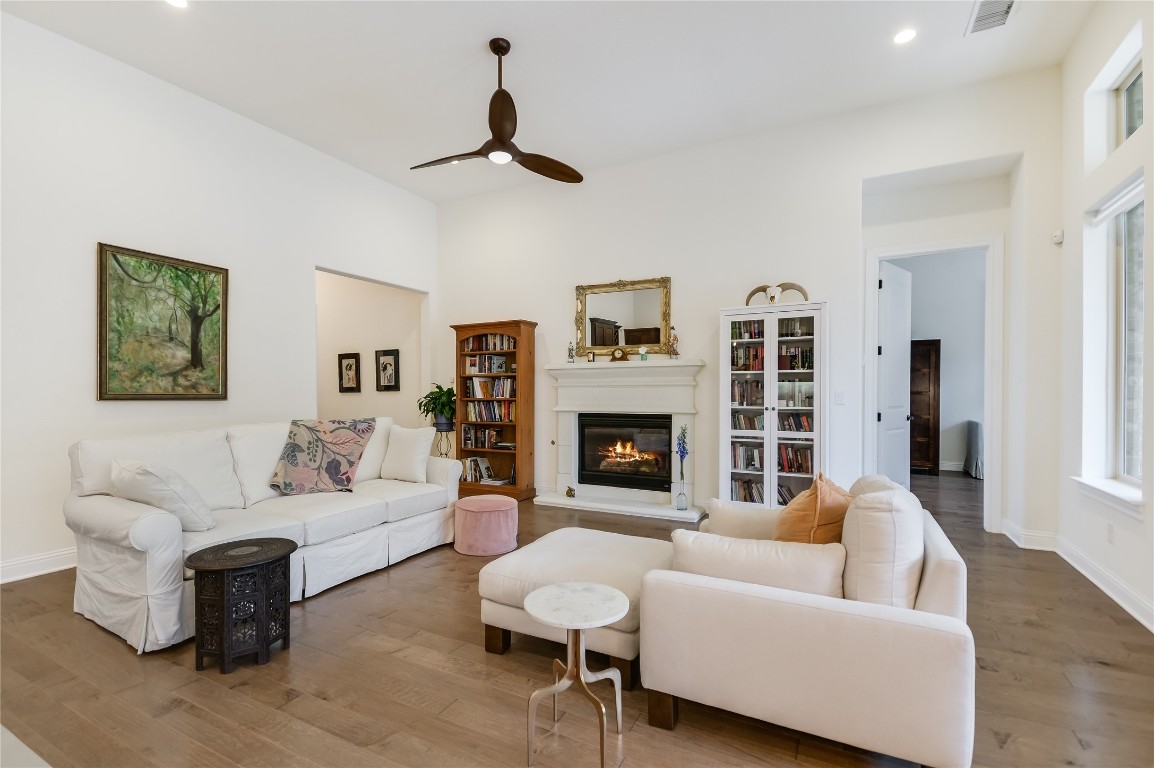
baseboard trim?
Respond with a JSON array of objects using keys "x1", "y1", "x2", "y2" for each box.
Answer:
[
  {"x1": 1000, "y1": 519, "x2": 1153, "y2": 631},
  {"x1": 1058, "y1": 537, "x2": 1154, "y2": 632},
  {"x1": 0, "y1": 547, "x2": 76, "y2": 584},
  {"x1": 940, "y1": 460, "x2": 964, "y2": 472},
  {"x1": 1000, "y1": 519, "x2": 1058, "y2": 550}
]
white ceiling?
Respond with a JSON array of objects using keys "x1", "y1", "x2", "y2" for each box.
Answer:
[{"x1": 2, "y1": 0, "x2": 1094, "y2": 204}]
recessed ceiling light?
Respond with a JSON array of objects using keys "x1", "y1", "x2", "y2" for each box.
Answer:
[
  {"x1": 165, "y1": 0, "x2": 188, "y2": 8},
  {"x1": 894, "y1": 28, "x2": 917, "y2": 45}
]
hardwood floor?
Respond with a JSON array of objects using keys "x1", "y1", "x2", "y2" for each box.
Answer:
[{"x1": 3, "y1": 473, "x2": 1152, "y2": 767}]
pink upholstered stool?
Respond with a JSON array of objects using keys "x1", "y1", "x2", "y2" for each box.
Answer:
[{"x1": 454, "y1": 495, "x2": 519, "y2": 556}]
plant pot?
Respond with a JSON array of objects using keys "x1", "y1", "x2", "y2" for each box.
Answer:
[{"x1": 433, "y1": 414, "x2": 455, "y2": 432}]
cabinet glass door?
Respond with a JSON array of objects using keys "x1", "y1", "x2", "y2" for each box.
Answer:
[
  {"x1": 773, "y1": 313, "x2": 816, "y2": 505},
  {"x1": 728, "y1": 318, "x2": 767, "y2": 503}
]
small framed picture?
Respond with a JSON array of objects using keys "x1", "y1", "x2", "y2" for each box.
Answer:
[
  {"x1": 338, "y1": 353, "x2": 360, "y2": 393},
  {"x1": 375, "y1": 349, "x2": 399, "y2": 392}
]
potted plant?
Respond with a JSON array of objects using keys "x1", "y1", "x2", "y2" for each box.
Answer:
[{"x1": 417, "y1": 383, "x2": 456, "y2": 432}]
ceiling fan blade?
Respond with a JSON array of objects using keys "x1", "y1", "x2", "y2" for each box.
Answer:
[
  {"x1": 515, "y1": 153, "x2": 583, "y2": 183},
  {"x1": 410, "y1": 150, "x2": 485, "y2": 170},
  {"x1": 488, "y1": 88, "x2": 517, "y2": 143}
]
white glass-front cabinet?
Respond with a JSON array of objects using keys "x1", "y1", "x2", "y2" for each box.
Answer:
[{"x1": 719, "y1": 303, "x2": 825, "y2": 507}]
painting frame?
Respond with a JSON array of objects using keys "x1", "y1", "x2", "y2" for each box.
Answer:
[
  {"x1": 338, "y1": 353, "x2": 361, "y2": 393},
  {"x1": 375, "y1": 349, "x2": 400, "y2": 392},
  {"x1": 98, "y1": 243, "x2": 228, "y2": 400}
]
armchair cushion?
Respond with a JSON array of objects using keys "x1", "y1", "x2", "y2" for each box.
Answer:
[
  {"x1": 842, "y1": 485, "x2": 924, "y2": 608},
  {"x1": 672, "y1": 529, "x2": 845, "y2": 598},
  {"x1": 704, "y1": 498, "x2": 779, "y2": 539}
]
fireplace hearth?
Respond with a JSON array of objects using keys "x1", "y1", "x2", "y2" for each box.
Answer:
[{"x1": 578, "y1": 412, "x2": 672, "y2": 492}]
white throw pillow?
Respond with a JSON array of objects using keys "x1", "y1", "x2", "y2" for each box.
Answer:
[
  {"x1": 226, "y1": 422, "x2": 291, "y2": 507},
  {"x1": 841, "y1": 487, "x2": 925, "y2": 608},
  {"x1": 379, "y1": 426, "x2": 435, "y2": 483},
  {"x1": 110, "y1": 459, "x2": 215, "y2": 531},
  {"x1": 354, "y1": 416, "x2": 393, "y2": 482},
  {"x1": 703, "y1": 498, "x2": 780, "y2": 540},
  {"x1": 848, "y1": 473, "x2": 904, "y2": 497},
  {"x1": 672, "y1": 529, "x2": 845, "y2": 598}
]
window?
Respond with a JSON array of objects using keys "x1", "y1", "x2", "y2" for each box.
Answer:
[
  {"x1": 1118, "y1": 63, "x2": 1143, "y2": 143},
  {"x1": 1117, "y1": 201, "x2": 1144, "y2": 482}
]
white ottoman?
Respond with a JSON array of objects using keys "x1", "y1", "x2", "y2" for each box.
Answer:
[{"x1": 479, "y1": 527, "x2": 674, "y2": 689}]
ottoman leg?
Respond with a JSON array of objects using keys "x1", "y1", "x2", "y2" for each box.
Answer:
[
  {"x1": 647, "y1": 690, "x2": 679, "y2": 730},
  {"x1": 485, "y1": 624, "x2": 511, "y2": 654},
  {"x1": 609, "y1": 655, "x2": 639, "y2": 691}
]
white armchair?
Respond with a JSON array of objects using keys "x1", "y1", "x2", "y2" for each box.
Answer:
[{"x1": 640, "y1": 486, "x2": 975, "y2": 768}]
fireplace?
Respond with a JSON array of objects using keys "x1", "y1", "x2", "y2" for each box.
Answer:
[{"x1": 578, "y1": 412, "x2": 672, "y2": 492}]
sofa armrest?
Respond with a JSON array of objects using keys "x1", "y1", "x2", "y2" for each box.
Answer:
[
  {"x1": 915, "y1": 510, "x2": 968, "y2": 621},
  {"x1": 641, "y1": 569, "x2": 974, "y2": 768},
  {"x1": 64, "y1": 493, "x2": 182, "y2": 553},
  {"x1": 426, "y1": 457, "x2": 462, "y2": 501}
]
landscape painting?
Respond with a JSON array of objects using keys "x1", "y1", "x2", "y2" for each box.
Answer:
[{"x1": 99, "y1": 243, "x2": 228, "y2": 400}]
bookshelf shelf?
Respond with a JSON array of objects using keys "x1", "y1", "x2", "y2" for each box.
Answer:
[
  {"x1": 452, "y1": 320, "x2": 537, "y2": 501},
  {"x1": 719, "y1": 303, "x2": 825, "y2": 508}
]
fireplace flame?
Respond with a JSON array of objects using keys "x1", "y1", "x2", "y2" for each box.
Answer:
[{"x1": 598, "y1": 439, "x2": 657, "y2": 463}]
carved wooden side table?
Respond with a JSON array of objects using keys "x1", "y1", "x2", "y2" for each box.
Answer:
[{"x1": 185, "y1": 537, "x2": 297, "y2": 674}]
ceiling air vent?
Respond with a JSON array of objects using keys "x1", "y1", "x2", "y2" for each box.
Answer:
[{"x1": 967, "y1": 0, "x2": 1015, "y2": 35}]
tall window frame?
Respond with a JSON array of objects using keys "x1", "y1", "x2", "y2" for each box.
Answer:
[{"x1": 1114, "y1": 199, "x2": 1144, "y2": 484}]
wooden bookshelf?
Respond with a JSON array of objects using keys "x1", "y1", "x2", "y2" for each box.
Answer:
[{"x1": 451, "y1": 319, "x2": 537, "y2": 501}]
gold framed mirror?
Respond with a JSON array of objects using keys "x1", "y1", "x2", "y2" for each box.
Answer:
[{"x1": 575, "y1": 276, "x2": 671, "y2": 356}]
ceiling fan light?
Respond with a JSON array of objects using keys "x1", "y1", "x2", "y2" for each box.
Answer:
[{"x1": 488, "y1": 150, "x2": 513, "y2": 165}]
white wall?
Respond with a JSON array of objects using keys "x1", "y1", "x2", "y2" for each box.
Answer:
[
  {"x1": 315, "y1": 271, "x2": 426, "y2": 426},
  {"x1": 436, "y1": 67, "x2": 1065, "y2": 548},
  {"x1": 0, "y1": 16, "x2": 438, "y2": 579},
  {"x1": 1059, "y1": 1, "x2": 1153, "y2": 629},
  {"x1": 891, "y1": 250, "x2": 986, "y2": 470}
]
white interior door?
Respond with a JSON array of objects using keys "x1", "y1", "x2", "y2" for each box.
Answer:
[{"x1": 877, "y1": 261, "x2": 912, "y2": 488}]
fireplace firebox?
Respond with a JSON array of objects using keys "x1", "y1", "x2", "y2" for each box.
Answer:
[{"x1": 577, "y1": 413, "x2": 672, "y2": 492}]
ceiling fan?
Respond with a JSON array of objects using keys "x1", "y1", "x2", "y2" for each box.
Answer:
[{"x1": 410, "y1": 38, "x2": 583, "y2": 184}]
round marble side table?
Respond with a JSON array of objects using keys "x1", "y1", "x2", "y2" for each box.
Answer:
[{"x1": 523, "y1": 581, "x2": 628, "y2": 768}]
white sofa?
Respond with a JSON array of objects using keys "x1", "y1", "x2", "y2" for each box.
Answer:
[
  {"x1": 64, "y1": 416, "x2": 459, "y2": 653},
  {"x1": 641, "y1": 476, "x2": 975, "y2": 768}
]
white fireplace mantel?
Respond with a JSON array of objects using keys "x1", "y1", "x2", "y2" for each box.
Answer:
[{"x1": 536, "y1": 359, "x2": 706, "y2": 522}]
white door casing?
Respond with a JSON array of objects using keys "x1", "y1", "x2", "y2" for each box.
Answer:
[{"x1": 877, "y1": 261, "x2": 913, "y2": 488}]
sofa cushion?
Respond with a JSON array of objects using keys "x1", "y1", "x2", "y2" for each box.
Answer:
[
  {"x1": 227, "y1": 422, "x2": 290, "y2": 507},
  {"x1": 842, "y1": 486, "x2": 925, "y2": 609},
  {"x1": 704, "y1": 498, "x2": 780, "y2": 540},
  {"x1": 774, "y1": 473, "x2": 853, "y2": 544},
  {"x1": 478, "y1": 527, "x2": 673, "y2": 633},
  {"x1": 351, "y1": 479, "x2": 448, "y2": 523},
  {"x1": 71, "y1": 429, "x2": 244, "y2": 510},
  {"x1": 353, "y1": 416, "x2": 394, "y2": 483},
  {"x1": 182, "y1": 507, "x2": 305, "y2": 561},
  {"x1": 379, "y1": 426, "x2": 435, "y2": 483},
  {"x1": 270, "y1": 419, "x2": 376, "y2": 495},
  {"x1": 253, "y1": 492, "x2": 389, "y2": 545},
  {"x1": 672, "y1": 529, "x2": 845, "y2": 598},
  {"x1": 110, "y1": 460, "x2": 215, "y2": 532}
]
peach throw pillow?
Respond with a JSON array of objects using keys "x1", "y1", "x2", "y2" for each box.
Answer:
[{"x1": 774, "y1": 473, "x2": 853, "y2": 544}]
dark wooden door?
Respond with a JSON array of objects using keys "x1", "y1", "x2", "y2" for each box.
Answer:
[{"x1": 909, "y1": 339, "x2": 940, "y2": 475}]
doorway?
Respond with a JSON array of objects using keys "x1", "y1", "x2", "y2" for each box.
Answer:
[{"x1": 864, "y1": 239, "x2": 1003, "y2": 533}]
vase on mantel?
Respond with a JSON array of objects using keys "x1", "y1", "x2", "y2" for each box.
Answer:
[{"x1": 675, "y1": 482, "x2": 688, "y2": 511}]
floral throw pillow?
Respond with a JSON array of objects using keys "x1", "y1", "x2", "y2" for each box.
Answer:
[{"x1": 270, "y1": 419, "x2": 376, "y2": 495}]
